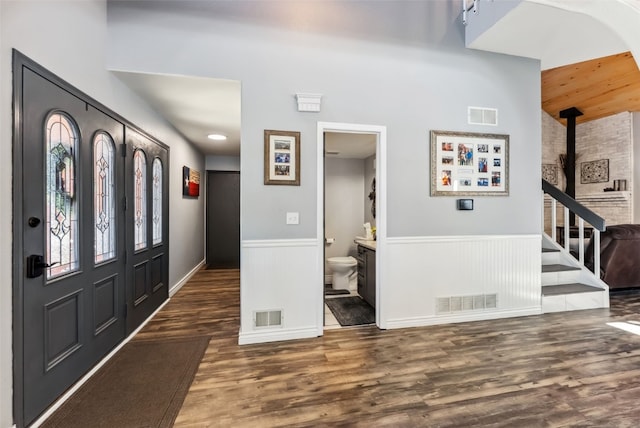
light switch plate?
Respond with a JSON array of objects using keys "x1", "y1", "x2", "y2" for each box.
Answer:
[{"x1": 286, "y1": 212, "x2": 299, "y2": 225}]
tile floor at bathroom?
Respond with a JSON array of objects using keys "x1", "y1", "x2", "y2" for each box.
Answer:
[{"x1": 324, "y1": 289, "x2": 360, "y2": 329}]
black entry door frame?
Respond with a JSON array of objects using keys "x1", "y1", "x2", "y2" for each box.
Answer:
[{"x1": 11, "y1": 50, "x2": 170, "y2": 428}]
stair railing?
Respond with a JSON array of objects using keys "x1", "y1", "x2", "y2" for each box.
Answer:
[{"x1": 542, "y1": 179, "x2": 606, "y2": 277}]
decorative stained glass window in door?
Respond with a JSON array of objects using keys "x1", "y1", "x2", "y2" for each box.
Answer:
[
  {"x1": 45, "y1": 112, "x2": 79, "y2": 279},
  {"x1": 94, "y1": 132, "x2": 116, "y2": 263},
  {"x1": 152, "y1": 158, "x2": 163, "y2": 245},
  {"x1": 134, "y1": 149, "x2": 147, "y2": 251}
]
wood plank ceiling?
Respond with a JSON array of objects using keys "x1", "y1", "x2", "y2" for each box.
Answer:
[{"x1": 542, "y1": 51, "x2": 640, "y2": 125}]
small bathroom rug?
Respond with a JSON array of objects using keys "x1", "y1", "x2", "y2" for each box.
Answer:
[{"x1": 326, "y1": 296, "x2": 375, "y2": 326}]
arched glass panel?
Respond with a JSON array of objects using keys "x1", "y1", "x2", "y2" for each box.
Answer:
[
  {"x1": 134, "y1": 149, "x2": 147, "y2": 251},
  {"x1": 46, "y1": 112, "x2": 79, "y2": 279},
  {"x1": 152, "y1": 158, "x2": 163, "y2": 245},
  {"x1": 94, "y1": 132, "x2": 116, "y2": 263}
]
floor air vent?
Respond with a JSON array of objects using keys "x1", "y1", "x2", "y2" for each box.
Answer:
[
  {"x1": 437, "y1": 294, "x2": 497, "y2": 314},
  {"x1": 254, "y1": 310, "x2": 283, "y2": 328}
]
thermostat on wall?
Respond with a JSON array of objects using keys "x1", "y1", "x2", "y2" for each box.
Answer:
[{"x1": 457, "y1": 199, "x2": 473, "y2": 210}]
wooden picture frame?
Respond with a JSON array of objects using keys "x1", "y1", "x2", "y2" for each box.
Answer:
[
  {"x1": 264, "y1": 130, "x2": 300, "y2": 185},
  {"x1": 430, "y1": 130, "x2": 509, "y2": 196}
]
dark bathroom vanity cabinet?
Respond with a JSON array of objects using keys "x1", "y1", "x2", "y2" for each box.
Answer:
[{"x1": 356, "y1": 243, "x2": 376, "y2": 308}]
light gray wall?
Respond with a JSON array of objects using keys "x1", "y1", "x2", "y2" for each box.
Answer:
[
  {"x1": 206, "y1": 155, "x2": 240, "y2": 171},
  {"x1": 324, "y1": 158, "x2": 364, "y2": 274},
  {"x1": 464, "y1": 0, "x2": 522, "y2": 46},
  {"x1": 0, "y1": 2, "x2": 205, "y2": 425},
  {"x1": 107, "y1": 0, "x2": 542, "y2": 240},
  {"x1": 364, "y1": 155, "x2": 376, "y2": 228}
]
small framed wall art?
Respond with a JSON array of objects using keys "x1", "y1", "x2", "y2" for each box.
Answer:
[
  {"x1": 183, "y1": 166, "x2": 200, "y2": 197},
  {"x1": 264, "y1": 129, "x2": 300, "y2": 185},
  {"x1": 580, "y1": 159, "x2": 609, "y2": 184},
  {"x1": 430, "y1": 130, "x2": 509, "y2": 196}
]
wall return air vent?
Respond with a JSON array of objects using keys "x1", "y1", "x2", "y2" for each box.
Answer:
[
  {"x1": 468, "y1": 106, "x2": 498, "y2": 126},
  {"x1": 254, "y1": 310, "x2": 283, "y2": 328},
  {"x1": 436, "y1": 293, "x2": 497, "y2": 314}
]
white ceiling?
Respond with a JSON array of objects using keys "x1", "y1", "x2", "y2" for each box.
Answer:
[
  {"x1": 325, "y1": 132, "x2": 376, "y2": 159},
  {"x1": 467, "y1": 0, "x2": 640, "y2": 70},
  {"x1": 112, "y1": 70, "x2": 241, "y2": 156},
  {"x1": 110, "y1": 0, "x2": 640, "y2": 158}
]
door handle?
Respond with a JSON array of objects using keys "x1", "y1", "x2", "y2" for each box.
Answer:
[{"x1": 26, "y1": 255, "x2": 58, "y2": 278}]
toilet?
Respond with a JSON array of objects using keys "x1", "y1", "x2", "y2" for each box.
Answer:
[{"x1": 327, "y1": 256, "x2": 358, "y2": 291}]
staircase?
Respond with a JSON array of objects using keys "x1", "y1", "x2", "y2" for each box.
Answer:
[
  {"x1": 541, "y1": 179, "x2": 609, "y2": 312},
  {"x1": 541, "y1": 234, "x2": 609, "y2": 313}
]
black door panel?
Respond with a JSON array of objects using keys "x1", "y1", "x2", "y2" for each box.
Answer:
[
  {"x1": 206, "y1": 171, "x2": 240, "y2": 269},
  {"x1": 16, "y1": 55, "x2": 170, "y2": 427},
  {"x1": 21, "y1": 68, "x2": 126, "y2": 424}
]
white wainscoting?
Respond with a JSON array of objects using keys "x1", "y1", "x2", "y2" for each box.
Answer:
[
  {"x1": 239, "y1": 239, "x2": 321, "y2": 345},
  {"x1": 382, "y1": 235, "x2": 542, "y2": 329}
]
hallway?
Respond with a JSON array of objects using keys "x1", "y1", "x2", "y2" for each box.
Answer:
[{"x1": 53, "y1": 268, "x2": 640, "y2": 427}]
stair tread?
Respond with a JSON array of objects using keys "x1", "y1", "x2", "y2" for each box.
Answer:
[
  {"x1": 542, "y1": 283, "x2": 604, "y2": 296},
  {"x1": 542, "y1": 247, "x2": 560, "y2": 253},
  {"x1": 542, "y1": 264, "x2": 581, "y2": 273}
]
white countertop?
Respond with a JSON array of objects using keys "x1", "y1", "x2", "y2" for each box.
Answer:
[{"x1": 354, "y1": 239, "x2": 376, "y2": 251}]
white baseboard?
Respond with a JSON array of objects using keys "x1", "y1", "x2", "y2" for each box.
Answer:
[
  {"x1": 385, "y1": 307, "x2": 541, "y2": 330},
  {"x1": 170, "y1": 259, "x2": 206, "y2": 297},
  {"x1": 238, "y1": 326, "x2": 319, "y2": 345}
]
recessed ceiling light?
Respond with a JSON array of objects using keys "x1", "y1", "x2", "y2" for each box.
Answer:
[{"x1": 207, "y1": 134, "x2": 227, "y2": 141}]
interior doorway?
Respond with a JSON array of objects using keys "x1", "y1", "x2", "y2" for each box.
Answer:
[
  {"x1": 316, "y1": 122, "x2": 387, "y2": 334},
  {"x1": 206, "y1": 171, "x2": 240, "y2": 269}
]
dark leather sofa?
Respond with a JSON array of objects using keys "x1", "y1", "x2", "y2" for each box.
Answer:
[{"x1": 585, "y1": 224, "x2": 640, "y2": 289}]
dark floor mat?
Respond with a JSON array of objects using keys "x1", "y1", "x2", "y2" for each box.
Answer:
[
  {"x1": 42, "y1": 336, "x2": 210, "y2": 428},
  {"x1": 326, "y1": 296, "x2": 375, "y2": 326}
]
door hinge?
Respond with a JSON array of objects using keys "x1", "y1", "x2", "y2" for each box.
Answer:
[
  {"x1": 121, "y1": 143, "x2": 127, "y2": 157},
  {"x1": 122, "y1": 197, "x2": 127, "y2": 211},
  {"x1": 123, "y1": 304, "x2": 128, "y2": 319},
  {"x1": 123, "y1": 250, "x2": 127, "y2": 265}
]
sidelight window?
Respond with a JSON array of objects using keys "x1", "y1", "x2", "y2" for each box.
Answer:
[
  {"x1": 152, "y1": 158, "x2": 163, "y2": 245},
  {"x1": 45, "y1": 112, "x2": 79, "y2": 279},
  {"x1": 133, "y1": 149, "x2": 147, "y2": 251},
  {"x1": 94, "y1": 132, "x2": 116, "y2": 263}
]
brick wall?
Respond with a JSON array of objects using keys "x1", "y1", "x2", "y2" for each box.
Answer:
[{"x1": 542, "y1": 111, "x2": 633, "y2": 232}]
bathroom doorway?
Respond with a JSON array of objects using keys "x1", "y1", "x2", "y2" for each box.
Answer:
[{"x1": 316, "y1": 122, "x2": 386, "y2": 331}]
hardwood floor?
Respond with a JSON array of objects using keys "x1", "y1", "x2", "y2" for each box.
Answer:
[{"x1": 137, "y1": 269, "x2": 640, "y2": 427}]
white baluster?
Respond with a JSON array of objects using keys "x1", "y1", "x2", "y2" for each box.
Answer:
[
  {"x1": 593, "y1": 230, "x2": 601, "y2": 279},
  {"x1": 551, "y1": 199, "x2": 557, "y2": 241},
  {"x1": 564, "y1": 207, "x2": 570, "y2": 252},
  {"x1": 578, "y1": 217, "x2": 585, "y2": 264}
]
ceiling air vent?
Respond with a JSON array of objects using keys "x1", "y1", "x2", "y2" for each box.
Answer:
[
  {"x1": 468, "y1": 107, "x2": 498, "y2": 126},
  {"x1": 254, "y1": 310, "x2": 283, "y2": 328}
]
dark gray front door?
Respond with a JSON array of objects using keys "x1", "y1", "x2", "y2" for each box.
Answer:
[
  {"x1": 124, "y1": 128, "x2": 169, "y2": 332},
  {"x1": 20, "y1": 67, "x2": 126, "y2": 424},
  {"x1": 206, "y1": 171, "x2": 240, "y2": 269}
]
